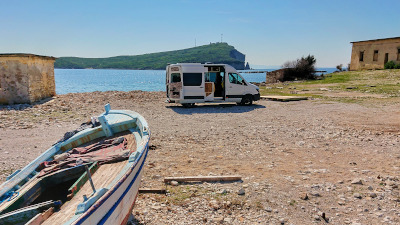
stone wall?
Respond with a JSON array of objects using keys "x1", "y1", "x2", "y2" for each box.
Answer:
[
  {"x1": 350, "y1": 37, "x2": 400, "y2": 70},
  {"x1": 0, "y1": 54, "x2": 56, "y2": 104},
  {"x1": 266, "y1": 69, "x2": 286, "y2": 84}
]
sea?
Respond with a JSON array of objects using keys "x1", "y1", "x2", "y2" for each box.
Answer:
[{"x1": 54, "y1": 68, "x2": 336, "y2": 95}]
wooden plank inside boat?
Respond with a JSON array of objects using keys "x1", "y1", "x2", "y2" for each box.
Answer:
[
  {"x1": 41, "y1": 132, "x2": 136, "y2": 225},
  {"x1": 42, "y1": 161, "x2": 127, "y2": 224},
  {"x1": 26, "y1": 207, "x2": 54, "y2": 225}
]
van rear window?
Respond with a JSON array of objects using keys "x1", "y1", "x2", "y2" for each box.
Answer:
[
  {"x1": 171, "y1": 73, "x2": 181, "y2": 83},
  {"x1": 183, "y1": 73, "x2": 202, "y2": 86}
]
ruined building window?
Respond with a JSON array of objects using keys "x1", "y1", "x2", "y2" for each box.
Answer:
[
  {"x1": 359, "y1": 51, "x2": 364, "y2": 62},
  {"x1": 373, "y1": 50, "x2": 379, "y2": 61},
  {"x1": 397, "y1": 48, "x2": 400, "y2": 61}
]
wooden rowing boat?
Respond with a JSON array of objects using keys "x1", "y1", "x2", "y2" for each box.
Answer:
[{"x1": 0, "y1": 104, "x2": 150, "y2": 225}]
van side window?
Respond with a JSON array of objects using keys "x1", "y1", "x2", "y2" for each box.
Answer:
[
  {"x1": 228, "y1": 73, "x2": 237, "y2": 84},
  {"x1": 171, "y1": 73, "x2": 181, "y2": 83},
  {"x1": 183, "y1": 73, "x2": 202, "y2": 86},
  {"x1": 237, "y1": 74, "x2": 244, "y2": 84},
  {"x1": 228, "y1": 73, "x2": 246, "y2": 85}
]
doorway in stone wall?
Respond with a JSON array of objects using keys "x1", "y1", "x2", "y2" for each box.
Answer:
[{"x1": 384, "y1": 53, "x2": 389, "y2": 64}]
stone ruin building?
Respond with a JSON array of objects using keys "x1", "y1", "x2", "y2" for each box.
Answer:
[
  {"x1": 266, "y1": 68, "x2": 286, "y2": 84},
  {"x1": 0, "y1": 54, "x2": 57, "y2": 104},
  {"x1": 350, "y1": 37, "x2": 400, "y2": 70}
]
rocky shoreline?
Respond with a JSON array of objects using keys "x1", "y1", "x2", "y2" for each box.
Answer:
[{"x1": 1, "y1": 91, "x2": 399, "y2": 224}]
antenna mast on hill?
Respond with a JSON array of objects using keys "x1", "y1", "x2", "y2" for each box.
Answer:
[
  {"x1": 221, "y1": 34, "x2": 223, "y2": 43},
  {"x1": 195, "y1": 38, "x2": 196, "y2": 47}
]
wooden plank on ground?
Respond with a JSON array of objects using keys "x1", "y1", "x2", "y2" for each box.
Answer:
[
  {"x1": 139, "y1": 188, "x2": 166, "y2": 194},
  {"x1": 164, "y1": 175, "x2": 242, "y2": 183},
  {"x1": 261, "y1": 95, "x2": 308, "y2": 102}
]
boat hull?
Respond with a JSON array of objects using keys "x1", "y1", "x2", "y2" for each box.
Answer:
[{"x1": 0, "y1": 106, "x2": 150, "y2": 225}]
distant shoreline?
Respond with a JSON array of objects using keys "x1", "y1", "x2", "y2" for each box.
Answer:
[{"x1": 53, "y1": 68, "x2": 336, "y2": 95}]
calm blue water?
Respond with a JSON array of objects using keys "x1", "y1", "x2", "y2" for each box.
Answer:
[
  {"x1": 55, "y1": 68, "x2": 336, "y2": 94},
  {"x1": 55, "y1": 69, "x2": 166, "y2": 94}
]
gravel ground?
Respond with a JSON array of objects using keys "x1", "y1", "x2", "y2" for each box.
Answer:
[{"x1": 0, "y1": 91, "x2": 399, "y2": 224}]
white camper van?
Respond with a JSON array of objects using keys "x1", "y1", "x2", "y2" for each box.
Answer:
[{"x1": 166, "y1": 63, "x2": 260, "y2": 107}]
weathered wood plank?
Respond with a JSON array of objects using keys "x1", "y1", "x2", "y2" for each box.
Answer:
[
  {"x1": 67, "y1": 162, "x2": 99, "y2": 199},
  {"x1": 0, "y1": 201, "x2": 59, "y2": 225},
  {"x1": 164, "y1": 176, "x2": 242, "y2": 183},
  {"x1": 42, "y1": 159, "x2": 128, "y2": 224},
  {"x1": 26, "y1": 207, "x2": 54, "y2": 225},
  {"x1": 261, "y1": 95, "x2": 308, "y2": 101},
  {"x1": 138, "y1": 188, "x2": 166, "y2": 194}
]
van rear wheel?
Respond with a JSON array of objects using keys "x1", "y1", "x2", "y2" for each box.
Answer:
[{"x1": 240, "y1": 95, "x2": 253, "y2": 106}]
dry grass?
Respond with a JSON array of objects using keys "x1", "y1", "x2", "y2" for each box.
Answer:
[{"x1": 260, "y1": 69, "x2": 400, "y2": 104}]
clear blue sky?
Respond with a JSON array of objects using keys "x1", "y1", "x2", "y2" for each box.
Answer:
[{"x1": 1, "y1": 0, "x2": 399, "y2": 67}]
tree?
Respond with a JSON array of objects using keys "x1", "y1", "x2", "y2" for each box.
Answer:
[
  {"x1": 336, "y1": 64, "x2": 343, "y2": 72},
  {"x1": 281, "y1": 55, "x2": 317, "y2": 81}
]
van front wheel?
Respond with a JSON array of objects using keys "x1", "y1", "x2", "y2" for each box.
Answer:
[{"x1": 240, "y1": 95, "x2": 253, "y2": 106}]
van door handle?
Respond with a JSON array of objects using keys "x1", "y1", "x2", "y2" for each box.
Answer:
[{"x1": 199, "y1": 87, "x2": 204, "y2": 88}]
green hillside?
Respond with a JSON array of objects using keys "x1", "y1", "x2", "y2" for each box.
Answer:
[{"x1": 55, "y1": 43, "x2": 245, "y2": 70}]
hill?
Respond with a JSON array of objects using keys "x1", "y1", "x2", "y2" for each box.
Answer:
[{"x1": 54, "y1": 43, "x2": 246, "y2": 70}]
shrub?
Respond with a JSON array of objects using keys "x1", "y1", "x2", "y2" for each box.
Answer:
[
  {"x1": 281, "y1": 55, "x2": 317, "y2": 81},
  {"x1": 336, "y1": 64, "x2": 343, "y2": 72},
  {"x1": 384, "y1": 61, "x2": 396, "y2": 69},
  {"x1": 384, "y1": 60, "x2": 400, "y2": 69}
]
